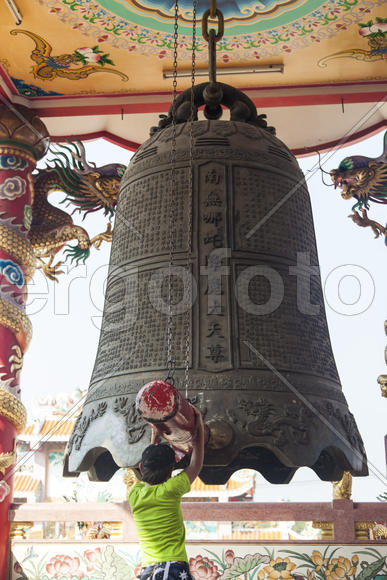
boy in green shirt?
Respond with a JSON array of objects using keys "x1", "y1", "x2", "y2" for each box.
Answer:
[{"x1": 129, "y1": 406, "x2": 205, "y2": 580}]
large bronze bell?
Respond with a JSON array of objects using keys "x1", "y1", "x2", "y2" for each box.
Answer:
[{"x1": 64, "y1": 82, "x2": 367, "y2": 484}]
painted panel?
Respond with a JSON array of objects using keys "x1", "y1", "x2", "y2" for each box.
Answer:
[
  {"x1": 36, "y1": 0, "x2": 386, "y2": 60},
  {"x1": 10, "y1": 542, "x2": 387, "y2": 580}
]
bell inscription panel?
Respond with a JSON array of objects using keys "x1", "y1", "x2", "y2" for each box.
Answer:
[
  {"x1": 111, "y1": 167, "x2": 190, "y2": 266},
  {"x1": 198, "y1": 162, "x2": 232, "y2": 371},
  {"x1": 235, "y1": 263, "x2": 339, "y2": 382},
  {"x1": 233, "y1": 165, "x2": 318, "y2": 262},
  {"x1": 92, "y1": 268, "x2": 190, "y2": 381}
]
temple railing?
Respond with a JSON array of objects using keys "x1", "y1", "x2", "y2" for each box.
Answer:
[
  {"x1": 8, "y1": 499, "x2": 387, "y2": 542},
  {"x1": 8, "y1": 501, "x2": 387, "y2": 580}
]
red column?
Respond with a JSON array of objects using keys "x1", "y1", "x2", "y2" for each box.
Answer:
[{"x1": 0, "y1": 102, "x2": 49, "y2": 575}]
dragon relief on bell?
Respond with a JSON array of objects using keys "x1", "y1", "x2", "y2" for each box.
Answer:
[
  {"x1": 113, "y1": 397, "x2": 147, "y2": 444},
  {"x1": 227, "y1": 397, "x2": 312, "y2": 447}
]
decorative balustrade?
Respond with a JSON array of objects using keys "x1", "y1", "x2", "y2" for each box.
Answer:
[
  {"x1": 8, "y1": 499, "x2": 387, "y2": 543},
  {"x1": 7, "y1": 500, "x2": 387, "y2": 580}
]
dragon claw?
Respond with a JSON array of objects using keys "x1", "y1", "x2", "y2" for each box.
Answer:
[
  {"x1": 36, "y1": 257, "x2": 65, "y2": 281},
  {"x1": 90, "y1": 223, "x2": 113, "y2": 249}
]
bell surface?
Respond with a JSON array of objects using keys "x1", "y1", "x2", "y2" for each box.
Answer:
[{"x1": 64, "y1": 82, "x2": 367, "y2": 484}]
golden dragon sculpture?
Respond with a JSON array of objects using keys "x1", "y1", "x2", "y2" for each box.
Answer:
[
  {"x1": 328, "y1": 131, "x2": 387, "y2": 245},
  {"x1": 332, "y1": 471, "x2": 352, "y2": 500},
  {"x1": 29, "y1": 141, "x2": 126, "y2": 280}
]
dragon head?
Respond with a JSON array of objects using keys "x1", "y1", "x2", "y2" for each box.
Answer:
[
  {"x1": 47, "y1": 141, "x2": 126, "y2": 216},
  {"x1": 69, "y1": 143, "x2": 126, "y2": 211},
  {"x1": 77, "y1": 165, "x2": 125, "y2": 212},
  {"x1": 330, "y1": 155, "x2": 377, "y2": 206},
  {"x1": 330, "y1": 167, "x2": 367, "y2": 199}
]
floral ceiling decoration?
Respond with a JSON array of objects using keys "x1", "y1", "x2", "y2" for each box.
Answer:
[
  {"x1": 319, "y1": 17, "x2": 387, "y2": 65},
  {"x1": 38, "y1": 0, "x2": 385, "y2": 60}
]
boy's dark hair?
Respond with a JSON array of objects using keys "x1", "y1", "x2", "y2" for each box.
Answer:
[{"x1": 141, "y1": 444, "x2": 176, "y2": 485}]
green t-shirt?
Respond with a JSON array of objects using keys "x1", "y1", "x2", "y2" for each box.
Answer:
[{"x1": 129, "y1": 471, "x2": 191, "y2": 566}]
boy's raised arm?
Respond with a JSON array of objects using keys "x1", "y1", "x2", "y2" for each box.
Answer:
[
  {"x1": 184, "y1": 407, "x2": 205, "y2": 484},
  {"x1": 150, "y1": 424, "x2": 161, "y2": 445}
]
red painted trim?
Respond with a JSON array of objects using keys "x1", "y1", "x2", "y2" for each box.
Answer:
[
  {"x1": 0, "y1": 79, "x2": 14, "y2": 95},
  {"x1": 293, "y1": 119, "x2": 387, "y2": 157},
  {"x1": 32, "y1": 91, "x2": 386, "y2": 118},
  {"x1": 250, "y1": 92, "x2": 387, "y2": 107},
  {"x1": 49, "y1": 121, "x2": 386, "y2": 158},
  {"x1": 1, "y1": 61, "x2": 385, "y2": 113},
  {"x1": 0, "y1": 67, "x2": 15, "y2": 94},
  {"x1": 1, "y1": 59, "x2": 386, "y2": 101},
  {"x1": 37, "y1": 103, "x2": 168, "y2": 116},
  {"x1": 240, "y1": 79, "x2": 387, "y2": 91},
  {"x1": 0, "y1": 417, "x2": 16, "y2": 580},
  {"x1": 51, "y1": 131, "x2": 140, "y2": 152}
]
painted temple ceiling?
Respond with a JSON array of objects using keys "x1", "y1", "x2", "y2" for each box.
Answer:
[{"x1": 0, "y1": 0, "x2": 386, "y2": 150}]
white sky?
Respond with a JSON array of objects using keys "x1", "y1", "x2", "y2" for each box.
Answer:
[{"x1": 21, "y1": 128, "x2": 387, "y2": 503}]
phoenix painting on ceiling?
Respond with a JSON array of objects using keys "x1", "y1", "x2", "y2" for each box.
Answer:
[
  {"x1": 10, "y1": 29, "x2": 129, "y2": 81},
  {"x1": 318, "y1": 17, "x2": 387, "y2": 66}
]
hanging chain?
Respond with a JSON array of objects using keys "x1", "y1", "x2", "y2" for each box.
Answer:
[
  {"x1": 166, "y1": 0, "x2": 180, "y2": 383},
  {"x1": 172, "y1": 0, "x2": 179, "y2": 102},
  {"x1": 202, "y1": 0, "x2": 223, "y2": 84},
  {"x1": 202, "y1": 4, "x2": 224, "y2": 42},
  {"x1": 190, "y1": 0, "x2": 197, "y2": 93},
  {"x1": 183, "y1": 0, "x2": 197, "y2": 399}
]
